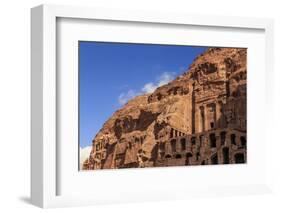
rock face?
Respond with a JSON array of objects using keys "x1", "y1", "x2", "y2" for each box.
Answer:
[{"x1": 82, "y1": 47, "x2": 247, "y2": 170}]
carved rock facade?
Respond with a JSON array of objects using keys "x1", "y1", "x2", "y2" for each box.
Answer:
[{"x1": 83, "y1": 47, "x2": 247, "y2": 170}]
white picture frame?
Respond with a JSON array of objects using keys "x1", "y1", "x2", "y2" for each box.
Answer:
[{"x1": 31, "y1": 4, "x2": 274, "y2": 208}]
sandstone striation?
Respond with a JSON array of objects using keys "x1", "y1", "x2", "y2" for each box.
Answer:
[{"x1": 82, "y1": 47, "x2": 247, "y2": 170}]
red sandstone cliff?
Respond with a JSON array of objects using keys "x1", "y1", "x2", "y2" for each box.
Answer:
[{"x1": 83, "y1": 47, "x2": 247, "y2": 170}]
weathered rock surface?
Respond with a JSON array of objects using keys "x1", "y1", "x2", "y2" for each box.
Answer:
[{"x1": 83, "y1": 47, "x2": 247, "y2": 170}]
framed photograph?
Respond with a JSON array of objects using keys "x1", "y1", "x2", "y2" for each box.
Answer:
[{"x1": 31, "y1": 4, "x2": 274, "y2": 208}]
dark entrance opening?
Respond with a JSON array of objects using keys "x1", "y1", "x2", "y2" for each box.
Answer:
[
  {"x1": 180, "y1": 138, "x2": 186, "y2": 151},
  {"x1": 222, "y1": 147, "x2": 229, "y2": 164},
  {"x1": 240, "y1": 136, "x2": 246, "y2": 147},
  {"x1": 191, "y1": 137, "x2": 196, "y2": 145},
  {"x1": 199, "y1": 135, "x2": 204, "y2": 146},
  {"x1": 231, "y1": 134, "x2": 236, "y2": 145},
  {"x1": 165, "y1": 154, "x2": 172, "y2": 159},
  {"x1": 209, "y1": 133, "x2": 216, "y2": 148},
  {"x1": 175, "y1": 154, "x2": 182, "y2": 159},
  {"x1": 220, "y1": 131, "x2": 226, "y2": 146},
  {"x1": 234, "y1": 153, "x2": 245, "y2": 164},
  {"x1": 210, "y1": 122, "x2": 214, "y2": 129},
  {"x1": 171, "y1": 139, "x2": 176, "y2": 152},
  {"x1": 185, "y1": 153, "x2": 193, "y2": 165},
  {"x1": 196, "y1": 152, "x2": 200, "y2": 161},
  {"x1": 211, "y1": 154, "x2": 218, "y2": 164}
]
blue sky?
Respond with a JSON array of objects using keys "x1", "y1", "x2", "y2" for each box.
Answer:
[{"x1": 79, "y1": 41, "x2": 207, "y2": 148}]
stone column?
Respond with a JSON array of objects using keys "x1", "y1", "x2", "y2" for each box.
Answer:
[
  {"x1": 213, "y1": 103, "x2": 217, "y2": 129},
  {"x1": 204, "y1": 104, "x2": 207, "y2": 131},
  {"x1": 216, "y1": 101, "x2": 221, "y2": 129}
]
